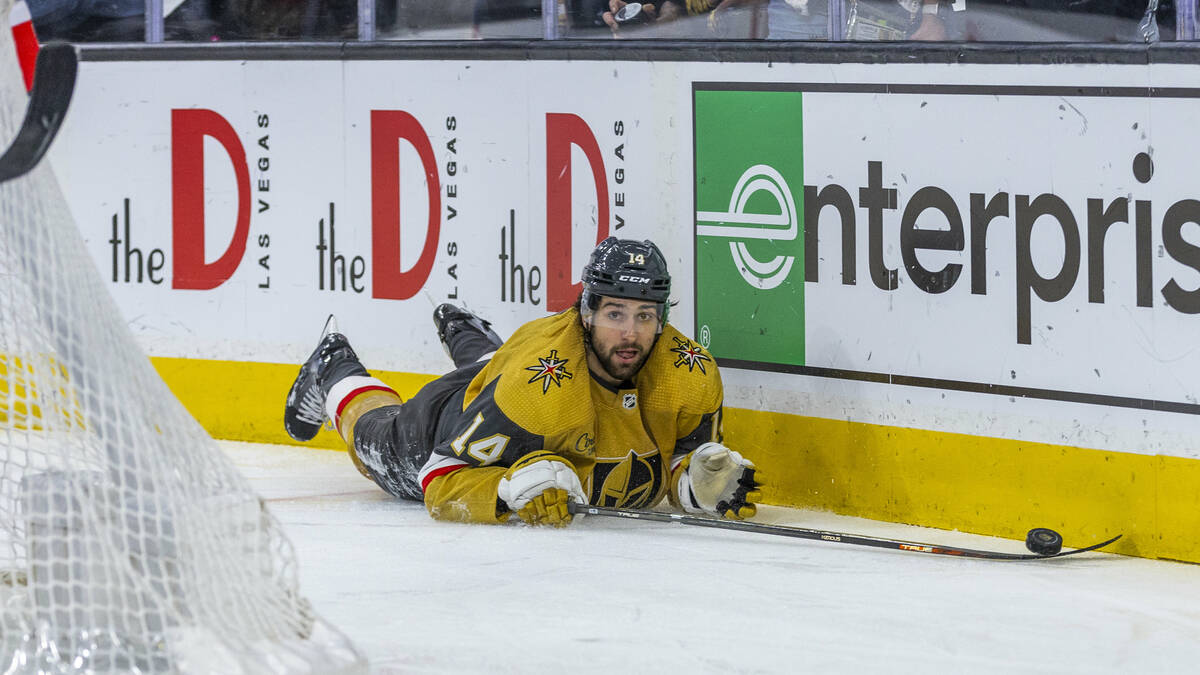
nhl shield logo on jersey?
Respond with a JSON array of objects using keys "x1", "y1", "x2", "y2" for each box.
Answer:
[
  {"x1": 623, "y1": 393, "x2": 637, "y2": 409},
  {"x1": 669, "y1": 336, "x2": 711, "y2": 374},
  {"x1": 525, "y1": 349, "x2": 573, "y2": 394}
]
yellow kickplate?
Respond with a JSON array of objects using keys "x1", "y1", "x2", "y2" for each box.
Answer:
[
  {"x1": 150, "y1": 356, "x2": 436, "y2": 450},
  {"x1": 724, "y1": 407, "x2": 1197, "y2": 564}
]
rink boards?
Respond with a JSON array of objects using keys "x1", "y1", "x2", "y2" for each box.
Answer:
[{"x1": 49, "y1": 43, "x2": 1200, "y2": 562}]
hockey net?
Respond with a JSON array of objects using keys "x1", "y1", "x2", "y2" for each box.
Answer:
[{"x1": 0, "y1": 17, "x2": 366, "y2": 675}]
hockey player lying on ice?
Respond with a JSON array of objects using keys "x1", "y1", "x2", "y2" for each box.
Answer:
[{"x1": 283, "y1": 237, "x2": 763, "y2": 526}]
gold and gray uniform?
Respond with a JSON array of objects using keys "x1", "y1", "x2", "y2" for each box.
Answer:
[{"x1": 338, "y1": 308, "x2": 723, "y2": 524}]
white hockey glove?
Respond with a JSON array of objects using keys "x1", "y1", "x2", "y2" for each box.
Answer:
[
  {"x1": 497, "y1": 451, "x2": 588, "y2": 527},
  {"x1": 674, "y1": 442, "x2": 763, "y2": 520}
]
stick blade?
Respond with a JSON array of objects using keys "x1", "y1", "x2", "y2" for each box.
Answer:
[{"x1": 0, "y1": 42, "x2": 78, "y2": 184}]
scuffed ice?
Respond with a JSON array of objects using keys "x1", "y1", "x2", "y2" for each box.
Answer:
[{"x1": 234, "y1": 440, "x2": 1200, "y2": 674}]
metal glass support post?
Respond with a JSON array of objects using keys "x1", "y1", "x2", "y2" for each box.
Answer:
[
  {"x1": 543, "y1": 0, "x2": 561, "y2": 38},
  {"x1": 1179, "y1": 0, "x2": 1197, "y2": 39},
  {"x1": 828, "y1": 0, "x2": 845, "y2": 39},
  {"x1": 359, "y1": 0, "x2": 377, "y2": 40},
  {"x1": 144, "y1": 0, "x2": 163, "y2": 42}
]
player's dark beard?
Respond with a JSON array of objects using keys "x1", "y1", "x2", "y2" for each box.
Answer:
[
  {"x1": 598, "y1": 341, "x2": 649, "y2": 381},
  {"x1": 583, "y1": 325, "x2": 655, "y2": 383}
]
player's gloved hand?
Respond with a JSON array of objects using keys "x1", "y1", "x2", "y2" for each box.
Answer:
[
  {"x1": 675, "y1": 442, "x2": 762, "y2": 520},
  {"x1": 498, "y1": 451, "x2": 588, "y2": 527}
]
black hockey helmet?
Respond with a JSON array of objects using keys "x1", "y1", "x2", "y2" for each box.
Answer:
[{"x1": 581, "y1": 237, "x2": 671, "y2": 331}]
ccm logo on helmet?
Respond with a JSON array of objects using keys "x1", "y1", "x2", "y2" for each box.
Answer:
[{"x1": 618, "y1": 274, "x2": 651, "y2": 283}]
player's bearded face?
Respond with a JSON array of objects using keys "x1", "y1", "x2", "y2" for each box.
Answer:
[{"x1": 584, "y1": 297, "x2": 660, "y2": 382}]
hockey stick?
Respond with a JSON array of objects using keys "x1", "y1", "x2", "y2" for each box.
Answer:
[
  {"x1": 569, "y1": 502, "x2": 1122, "y2": 561},
  {"x1": 0, "y1": 42, "x2": 77, "y2": 184}
]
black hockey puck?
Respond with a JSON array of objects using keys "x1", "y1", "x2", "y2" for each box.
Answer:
[{"x1": 1025, "y1": 528, "x2": 1064, "y2": 555}]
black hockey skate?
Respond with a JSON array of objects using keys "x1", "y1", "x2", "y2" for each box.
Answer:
[
  {"x1": 432, "y1": 303, "x2": 502, "y2": 366},
  {"x1": 284, "y1": 315, "x2": 369, "y2": 442}
]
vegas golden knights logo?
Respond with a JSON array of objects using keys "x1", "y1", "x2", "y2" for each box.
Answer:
[
  {"x1": 592, "y1": 449, "x2": 663, "y2": 508},
  {"x1": 525, "y1": 349, "x2": 572, "y2": 394},
  {"x1": 669, "y1": 336, "x2": 711, "y2": 374}
]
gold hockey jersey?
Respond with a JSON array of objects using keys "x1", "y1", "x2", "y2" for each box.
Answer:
[{"x1": 417, "y1": 308, "x2": 723, "y2": 523}]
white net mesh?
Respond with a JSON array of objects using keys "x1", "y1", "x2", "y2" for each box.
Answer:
[{"x1": 0, "y1": 21, "x2": 366, "y2": 675}]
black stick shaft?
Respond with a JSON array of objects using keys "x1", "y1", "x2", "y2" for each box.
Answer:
[{"x1": 568, "y1": 503, "x2": 1121, "y2": 561}]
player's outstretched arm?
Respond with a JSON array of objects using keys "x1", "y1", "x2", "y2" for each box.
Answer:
[
  {"x1": 498, "y1": 451, "x2": 588, "y2": 527},
  {"x1": 670, "y1": 442, "x2": 763, "y2": 520}
]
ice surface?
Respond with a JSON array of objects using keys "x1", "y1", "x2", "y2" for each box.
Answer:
[{"x1": 224, "y1": 440, "x2": 1200, "y2": 674}]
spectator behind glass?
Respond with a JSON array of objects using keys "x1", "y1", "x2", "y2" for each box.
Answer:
[
  {"x1": 28, "y1": 0, "x2": 362, "y2": 41},
  {"x1": 29, "y1": 0, "x2": 155, "y2": 40},
  {"x1": 601, "y1": 0, "x2": 769, "y2": 37},
  {"x1": 213, "y1": 0, "x2": 357, "y2": 40},
  {"x1": 908, "y1": 0, "x2": 1174, "y2": 40}
]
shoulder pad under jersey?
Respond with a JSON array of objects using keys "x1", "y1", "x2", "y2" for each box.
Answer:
[
  {"x1": 636, "y1": 323, "x2": 723, "y2": 415},
  {"x1": 466, "y1": 309, "x2": 594, "y2": 437}
]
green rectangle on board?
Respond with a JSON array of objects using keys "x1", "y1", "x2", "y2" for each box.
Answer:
[{"x1": 694, "y1": 88, "x2": 805, "y2": 366}]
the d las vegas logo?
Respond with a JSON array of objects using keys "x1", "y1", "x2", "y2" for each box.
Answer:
[{"x1": 694, "y1": 87, "x2": 805, "y2": 367}]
